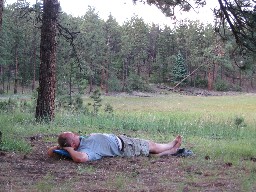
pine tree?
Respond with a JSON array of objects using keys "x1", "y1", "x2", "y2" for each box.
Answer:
[
  {"x1": 172, "y1": 51, "x2": 187, "y2": 84},
  {"x1": 35, "y1": 0, "x2": 59, "y2": 122},
  {"x1": 90, "y1": 89, "x2": 102, "y2": 115}
]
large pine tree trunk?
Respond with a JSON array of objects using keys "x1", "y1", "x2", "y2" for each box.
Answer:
[{"x1": 35, "y1": 0, "x2": 59, "y2": 122}]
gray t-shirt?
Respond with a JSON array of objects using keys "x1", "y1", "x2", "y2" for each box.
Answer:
[{"x1": 77, "y1": 134, "x2": 122, "y2": 161}]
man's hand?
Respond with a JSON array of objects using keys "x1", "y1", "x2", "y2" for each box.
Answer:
[{"x1": 47, "y1": 145, "x2": 60, "y2": 157}]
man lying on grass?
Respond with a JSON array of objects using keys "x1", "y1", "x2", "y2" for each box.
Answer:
[{"x1": 48, "y1": 132, "x2": 182, "y2": 163}]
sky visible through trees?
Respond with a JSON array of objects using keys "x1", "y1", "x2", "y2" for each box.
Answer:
[{"x1": 6, "y1": 0, "x2": 218, "y2": 26}]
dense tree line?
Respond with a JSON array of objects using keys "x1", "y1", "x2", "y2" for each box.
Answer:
[
  {"x1": 0, "y1": 2, "x2": 255, "y2": 99},
  {"x1": 134, "y1": 0, "x2": 256, "y2": 52}
]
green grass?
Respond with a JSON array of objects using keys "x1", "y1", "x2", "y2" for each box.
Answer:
[
  {"x1": 104, "y1": 94, "x2": 256, "y2": 119},
  {"x1": 1, "y1": 93, "x2": 256, "y2": 163}
]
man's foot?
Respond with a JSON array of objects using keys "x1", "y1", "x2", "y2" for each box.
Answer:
[
  {"x1": 172, "y1": 135, "x2": 182, "y2": 150},
  {"x1": 176, "y1": 135, "x2": 182, "y2": 144},
  {"x1": 168, "y1": 135, "x2": 182, "y2": 149}
]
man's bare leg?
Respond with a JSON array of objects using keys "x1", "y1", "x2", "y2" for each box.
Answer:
[
  {"x1": 153, "y1": 139, "x2": 182, "y2": 157},
  {"x1": 148, "y1": 135, "x2": 182, "y2": 154}
]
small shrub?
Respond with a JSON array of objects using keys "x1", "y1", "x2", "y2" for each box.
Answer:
[
  {"x1": 108, "y1": 74, "x2": 123, "y2": 92},
  {"x1": 0, "y1": 98, "x2": 17, "y2": 112},
  {"x1": 20, "y1": 100, "x2": 35, "y2": 113},
  {"x1": 126, "y1": 74, "x2": 153, "y2": 92},
  {"x1": 0, "y1": 100, "x2": 8, "y2": 111},
  {"x1": 74, "y1": 95, "x2": 84, "y2": 110},
  {"x1": 78, "y1": 79, "x2": 88, "y2": 94},
  {"x1": 104, "y1": 103, "x2": 114, "y2": 114},
  {"x1": 172, "y1": 51, "x2": 188, "y2": 84},
  {"x1": 214, "y1": 79, "x2": 229, "y2": 91},
  {"x1": 56, "y1": 94, "x2": 88, "y2": 113},
  {"x1": 234, "y1": 116, "x2": 245, "y2": 128},
  {"x1": 90, "y1": 89, "x2": 102, "y2": 115},
  {"x1": 231, "y1": 84, "x2": 242, "y2": 92},
  {"x1": 194, "y1": 76, "x2": 208, "y2": 88},
  {"x1": 56, "y1": 95, "x2": 71, "y2": 109}
]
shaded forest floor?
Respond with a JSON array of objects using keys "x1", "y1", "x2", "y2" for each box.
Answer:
[{"x1": 1, "y1": 134, "x2": 255, "y2": 192}]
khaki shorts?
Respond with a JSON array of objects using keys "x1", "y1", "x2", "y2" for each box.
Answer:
[{"x1": 119, "y1": 135, "x2": 149, "y2": 157}]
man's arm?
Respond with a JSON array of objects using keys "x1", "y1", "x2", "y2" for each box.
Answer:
[{"x1": 63, "y1": 147, "x2": 89, "y2": 163}]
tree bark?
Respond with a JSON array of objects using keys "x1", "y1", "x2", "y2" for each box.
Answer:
[
  {"x1": 69, "y1": 64, "x2": 72, "y2": 105},
  {"x1": 239, "y1": 69, "x2": 242, "y2": 87},
  {"x1": 1, "y1": 66, "x2": 4, "y2": 92},
  {"x1": 89, "y1": 74, "x2": 93, "y2": 93},
  {"x1": 207, "y1": 64, "x2": 214, "y2": 91},
  {"x1": 35, "y1": 0, "x2": 59, "y2": 122},
  {"x1": 32, "y1": 28, "x2": 37, "y2": 91},
  {"x1": 122, "y1": 59, "x2": 128, "y2": 92},
  {"x1": 100, "y1": 65, "x2": 106, "y2": 91},
  {"x1": 14, "y1": 44, "x2": 18, "y2": 94},
  {"x1": 105, "y1": 60, "x2": 109, "y2": 94},
  {"x1": 7, "y1": 65, "x2": 11, "y2": 93}
]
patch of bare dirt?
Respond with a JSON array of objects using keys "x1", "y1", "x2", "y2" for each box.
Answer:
[{"x1": 0, "y1": 134, "x2": 254, "y2": 191}]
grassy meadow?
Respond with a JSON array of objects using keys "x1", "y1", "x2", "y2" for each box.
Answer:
[
  {"x1": 103, "y1": 93, "x2": 256, "y2": 162},
  {"x1": 1, "y1": 92, "x2": 256, "y2": 163},
  {"x1": 1, "y1": 92, "x2": 256, "y2": 191}
]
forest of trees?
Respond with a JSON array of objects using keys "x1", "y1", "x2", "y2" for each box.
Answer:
[{"x1": 0, "y1": 1, "x2": 256, "y2": 96}]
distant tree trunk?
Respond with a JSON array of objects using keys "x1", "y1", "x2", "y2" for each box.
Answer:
[
  {"x1": 88, "y1": 61, "x2": 94, "y2": 93},
  {"x1": 35, "y1": 0, "x2": 59, "y2": 122},
  {"x1": 32, "y1": 29, "x2": 37, "y2": 91},
  {"x1": 89, "y1": 74, "x2": 93, "y2": 93},
  {"x1": 207, "y1": 65, "x2": 214, "y2": 91},
  {"x1": 32, "y1": 50, "x2": 36, "y2": 91},
  {"x1": 147, "y1": 57, "x2": 152, "y2": 78},
  {"x1": 220, "y1": 65, "x2": 223, "y2": 80},
  {"x1": 21, "y1": 80, "x2": 24, "y2": 94},
  {"x1": 1, "y1": 66, "x2": 4, "y2": 92},
  {"x1": 251, "y1": 76, "x2": 254, "y2": 89},
  {"x1": 100, "y1": 65, "x2": 106, "y2": 91},
  {"x1": 69, "y1": 64, "x2": 72, "y2": 105},
  {"x1": 122, "y1": 59, "x2": 128, "y2": 92},
  {"x1": 7, "y1": 65, "x2": 11, "y2": 93},
  {"x1": 14, "y1": 44, "x2": 18, "y2": 94},
  {"x1": 105, "y1": 61, "x2": 109, "y2": 94},
  {"x1": 137, "y1": 61, "x2": 141, "y2": 76},
  {"x1": 239, "y1": 69, "x2": 242, "y2": 87},
  {"x1": 100, "y1": 58, "x2": 109, "y2": 94}
]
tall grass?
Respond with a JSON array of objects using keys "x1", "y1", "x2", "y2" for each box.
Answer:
[{"x1": 1, "y1": 93, "x2": 256, "y2": 162}]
